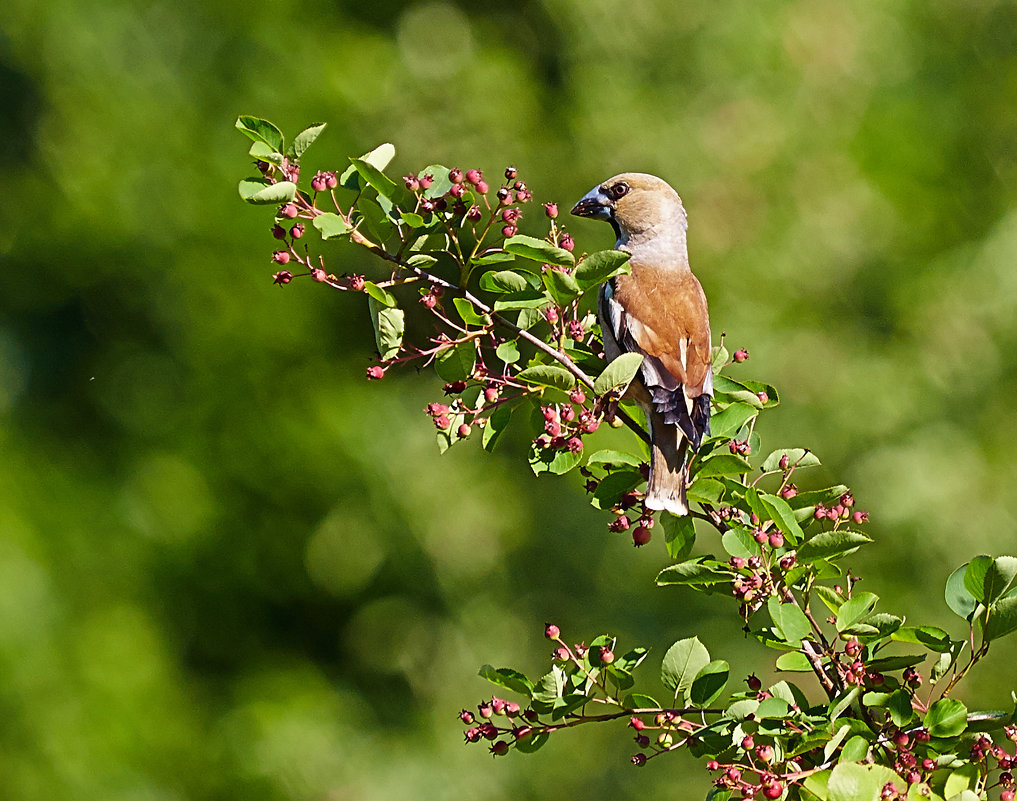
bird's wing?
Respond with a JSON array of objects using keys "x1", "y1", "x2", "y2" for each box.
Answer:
[{"x1": 603, "y1": 270, "x2": 712, "y2": 447}]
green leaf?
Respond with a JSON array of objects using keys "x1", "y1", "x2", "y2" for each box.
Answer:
[
  {"x1": 452, "y1": 298, "x2": 491, "y2": 327},
  {"x1": 686, "y1": 477, "x2": 725, "y2": 505},
  {"x1": 492, "y1": 291, "x2": 548, "y2": 311},
  {"x1": 865, "y1": 654, "x2": 925, "y2": 672},
  {"x1": 542, "y1": 269, "x2": 580, "y2": 306},
  {"x1": 495, "y1": 340, "x2": 520, "y2": 364},
  {"x1": 622, "y1": 692, "x2": 660, "y2": 710},
  {"x1": 798, "y1": 531, "x2": 872, "y2": 565},
  {"x1": 341, "y1": 143, "x2": 397, "y2": 186},
  {"x1": 944, "y1": 763, "x2": 979, "y2": 799},
  {"x1": 594, "y1": 353, "x2": 644, "y2": 396},
  {"x1": 504, "y1": 234, "x2": 575, "y2": 268},
  {"x1": 235, "y1": 115, "x2": 284, "y2": 152},
  {"x1": 984, "y1": 594, "x2": 1017, "y2": 641},
  {"x1": 400, "y1": 211, "x2": 426, "y2": 227},
  {"x1": 711, "y1": 344, "x2": 730, "y2": 374},
  {"x1": 759, "y1": 493, "x2": 805, "y2": 543},
  {"x1": 478, "y1": 665, "x2": 534, "y2": 696},
  {"x1": 479, "y1": 270, "x2": 531, "y2": 293},
  {"x1": 964, "y1": 555, "x2": 993, "y2": 602},
  {"x1": 725, "y1": 699, "x2": 760, "y2": 720},
  {"x1": 529, "y1": 445, "x2": 583, "y2": 476},
  {"x1": 836, "y1": 593, "x2": 879, "y2": 631},
  {"x1": 517, "y1": 364, "x2": 576, "y2": 392},
  {"x1": 350, "y1": 156, "x2": 402, "y2": 204},
  {"x1": 815, "y1": 585, "x2": 846, "y2": 615},
  {"x1": 368, "y1": 297, "x2": 404, "y2": 361},
  {"x1": 946, "y1": 563, "x2": 980, "y2": 621},
  {"x1": 827, "y1": 759, "x2": 903, "y2": 801},
  {"x1": 288, "y1": 122, "x2": 326, "y2": 158},
  {"x1": 707, "y1": 403, "x2": 757, "y2": 439},
  {"x1": 248, "y1": 140, "x2": 283, "y2": 164},
  {"x1": 984, "y1": 556, "x2": 1017, "y2": 604},
  {"x1": 482, "y1": 404, "x2": 512, "y2": 453},
  {"x1": 362, "y1": 281, "x2": 396, "y2": 308},
  {"x1": 591, "y1": 469, "x2": 643, "y2": 511},
  {"x1": 721, "y1": 527, "x2": 759, "y2": 559},
  {"x1": 924, "y1": 698, "x2": 968, "y2": 737},
  {"x1": 434, "y1": 340, "x2": 477, "y2": 383},
  {"x1": 840, "y1": 735, "x2": 870, "y2": 763},
  {"x1": 238, "y1": 179, "x2": 297, "y2": 204},
  {"x1": 660, "y1": 636, "x2": 710, "y2": 695},
  {"x1": 761, "y1": 448, "x2": 821, "y2": 472},
  {"x1": 886, "y1": 689, "x2": 917, "y2": 727},
  {"x1": 891, "y1": 625, "x2": 951, "y2": 652},
  {"x1": 755, "y1": 696, "x2": 791, "y2": 719},
  {"x1": 695, "y1": 453, "x2": 752, "y2": 479},
  {"x1": 514, "y1": 731, "x2": 549, "y2": 753},
  {"x1": 656, "y1": 559, "x2": 729, "y2": 587},
  {"x1": 312, "y1": 212, "x2": 351, "y2": 239},
  {"x1": 768, "y1": 597, "x2": 813, "y2": 643},
  {"x1": 663, "y1": 514, "x2": 696, "y2": 560},
  {"x1": 690, "y1": 660, "x2": 729, "y2": 706},
  {"x1": 776, "y1": 652, "x2": 813, "y2": 672},
  {"x1": 829, "y1": 687, "x2": 861, "y2": 724},
  {"x1": 574, "y1": 249, "x2": 632, "y2": 290},
  {"x1": 802, "y1": 770, "x2": 831, "y2": 801},
  {"x1": 586, "y1": 449, "x2": 643, "y2": 467},
  {"x1": 417, "y1": 163, "x2": 452, "y2": 199}
]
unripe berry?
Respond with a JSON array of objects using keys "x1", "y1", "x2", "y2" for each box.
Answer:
[
  {"x1": 434, "y1": 415, "x2": 452, "y2": 430},
  {"x1": 460, "y1": 709, "x2": 475, "y2": 724},
  {"x1": 756, "y1": 744, "x2": 774, "y2": 762},
  {"x1": 449, "y1": 183, "x2": 466, "y2": 198},
  {"x1": 733, "y1": 348, "x2": 749, "y2": 362},
  {"x1": 464, "y1": 727, "x2": 481, "y2": 743},
  {"x1": 779, "y1": 453, "x2": 790, "y2": 470},
  {"x1": 466, "y1": 204, "x2": 483, "y2": 222},
  {"x1": 769, "y1": 532, "x2": 784, "y2": 549},
  {"x1": 545, "y1": 202, "x2": 559, "y2": 218},
  {"x1": 893, "y1": 731, "x2": 910, "y2": 748},
  {"x1": 741, "y1": 735, "x2": 755, "y2": 751},
  {"x1": 569, "y1": 388, "x2": 586, "y2": 404},
  {"x1": 780, "y1": 484, "x2": 798, "y2": 499},
  {"x1": 280, "y1": 203, "x2": 299, "y2": 218},
  {"x1": 632, "y1": 526, "x2": 651, "y2": 547},
  {"x1": 465, "y1": 168, "x2": 482, "y2": 185},
  {"x1": 489, "y1": 740, "x2": 509, "y2": 756},
  {"x1": 449, "y1": 167, "x2": 463, "y2": 184},
  {"x1": 349, "y1": 274, "x2": 366, "y2": 291},
  {"x1": 757, "y1": 391, "x2": 769, "y2": 404},
  {"x1": 730, "y1": 556, "x2": 747, "y2": 569},
  {"x1": 629, "y1": 716, "x2": 646, "y2": 731},
  {"x1": 544, "y1": 307, "x2": 559, "y2": 324},
  {"x1": 419, "y1": 174, "x2": 434, "y2": 189},
  {"x1": 404, "y1": 174, "x2": 420, "y2": 191},
  {"x1": 779, "y1": 553, "x2": 796, "y2": 571},
  {"x1": 475, "y1": 180, "x2": 489, "y2": 194},
  {"x1": 458, "y1": 423, "x2": 472, "y2": 437},
  {"x1": 505, "y1": 166, "x2": 518, "y2": 180},
  {"x1": 311, "y1": 268, "x2": 328, "y2": 282},
  {"x1": 853, "y1": 510, "x2": 870, "y2": 524},
  {"x1": 272, "y1": 270, "x2": 293, "y2": 285},
  {"x1": 598, "y1": 646, "x2": 614, "y2": 664},
  {"x1": 502, "y1": 224, "x2": 518, "y2": 238},
  {"x1": 657, "y1": 732, "x2": 674, "y2": 748},
  {"x1": 631, "y1": 753, "x2": 647, "y2": 767},
  {"x1": 560, "y1": 233, "x2": 574, "y2": 251},
  {"x1": 566, "y1": 437, "x2": 583, "y2": 454},
  {"x1": 552, "y1": 646, "x2": 569, "y2": 660},
  {"x1": 1002, "y1": 792, "x2": 1014, "y2": 801},
  {"x1": 478, "y1": 702, "x2": 494, "y2": 719},
  {"x1": 845, "y1": 639, "x2": 862, "y2": 656},
  {"x1": 291, "y1": 223, "x2": 305, "y2": 239},
  {"x1": 272, "y1": 250, "x2": 291, "y2": 264},
  {"x1": 325, "y1": 172, "x2": 338, "y2": 189},
  {"x1": 922, "y1": 758, "x2": 936, "y2": 771},
  {"x1": 311, "y1": 172, "x2": 327, "y2": 192},
  {"x1": 484, "y1": 387, "x2": 499, "y2": 403},
  {"x1": 366, "y1": 365, "x2": 385, "y2": 380},
  {"x1": 545, "y1": 623, "x2": 560, "y2": 639},
  {"x1": 421, "y1": 293, "x2": 438, "y2": 309},
  {"x1": 497, "y1": 187, "x2": 513, "y2": 205}
]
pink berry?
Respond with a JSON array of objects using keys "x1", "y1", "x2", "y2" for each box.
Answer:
[
  {"x1": 560, "y1": 233, "x2": 574, "y2": 251},
  {"x1": 404, "y1": 174, "x2": 420, "y2": 191},
  {"x1": 325, "y1": 172, "x2": 338, "y2": 189},
  {"x1": 280, "y1": 204, "x2": 298, "y2": 218},
  {"x1": 366, "y1": 366, "x2": 385, "y2": 380},
  {"x1": 733, "y1": 349, "x2": 749, "y2": 362},
  {"x1": 545, "y1": 623, "x2": 560, "y2": 639},
  {"x1": 291, "y1": 223, "x2": 305, "y2": 239},
  {"x1": 763, "y1": 781, "x2": 783, "y2": 799},
  {"x1": 544, "y1": 202, "x2": 559, "y2": 218},
  {"x1": 272, "y1": 250, "x2": 290, "y2": 264},
  {"x1": 434, "y1": 415, "x2": 451, "y2": 430},
  {"x1": 475, "y1": 180, "x2": 489, "y2": 194},
  {"x1": 449, "y1": 168, "x2": 463, "y2": 184},
  {"x1": 757, "y1": 391, "x2": 769, "y2": 404},
  {"x1": 502, "y1": 224, "x2": 517, "y2": 238},
  {"x1": 504, "y1": 166, "x2": 517, "y2": 180},
  {"x1": 465, "y1": 169, "x2": 482, "y2": 185},
  {"x1": 272, "y1": 271, "x2": 293, "y2": 285},
  {"x1": 419, "y1": 174, "x2": 434, "y2": 189},
  {"x1": 458, "y1": 424, "x2": 471, "y2": 437},
  {"x1": 769, "y1": 532, "x2": 784, "y2": 549}
]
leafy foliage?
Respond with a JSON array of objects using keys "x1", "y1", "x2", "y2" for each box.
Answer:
[{"x1": 237, "y1": 120, "x2": 1017, "y2": 801}]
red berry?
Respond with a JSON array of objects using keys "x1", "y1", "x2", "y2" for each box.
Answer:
[
  {"x1": 763, "y1": 781, "x2": 783, "y2": 799},
  {"x1": 769, "y1": 532, "x2": 784, "y2": 549},
  {"x1": 484, "y1": 387, "x2": 499, "y2": 403},
  {"x1": 741, "y1": 735, "x2": 755, "y2": 751},
  {"x1": 853, "y1": 510, "x2": 869, "y2": 524},
  {"x1": 366, "y1": 366, "x2": 385, "y2": 380},
  {"x1": 733, "y1": 348, "x2": 749, "y2": 362},
  {"x1": 272, "y1": 224, "x2": 287, "y2": 239},
  {"x1": 757, "y1": 391, "x2": 769, "y2": 404},
  {"x1": 632, "y1": 526, "x2": 651, "y2": 547},
  {"x1": 502, "y1": 224, "x2": 518, "y2": 238},
  {"x1": 349, "y1": 274, "x2": 366, "y2": 291},
  {"x1": 598, "y1": 647, "x2": 614, "y2": 664},
  {"x1": 569, "y1": 388, "x2": 586, "y2": 404},
  {"x1": 449, "y1": 168, "x2": 464, "y2": 184},
  {"x1": 272, "y1": 270, "x2": 293, "y2": 285},
  {"x1": 466, "y1": 205, "x2": 483, "y2": 221},
  {"x1": 449, "y1": 183, "x2": 465, "y2": 198},
  {"x1": 460, "y1": 709, "x2": 475, "y2": 724},
  {"x1": 560, "y1": 233, "x2": 574, "y2": 251}
]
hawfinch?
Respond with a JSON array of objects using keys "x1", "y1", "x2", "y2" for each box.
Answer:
[{"x1": 571, "y1": 173, "x2": 711, "y2": 516}]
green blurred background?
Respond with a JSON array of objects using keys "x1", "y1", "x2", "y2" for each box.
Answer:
[{"x1": 2, "y1": 0, "x2": 1017, "y2": 798}]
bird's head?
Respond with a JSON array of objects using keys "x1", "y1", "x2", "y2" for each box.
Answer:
[{"x1": 570, "y1": 172, "x2": 687, "y2": 243}]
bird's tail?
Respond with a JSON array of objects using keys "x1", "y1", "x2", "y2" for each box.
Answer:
[{"x1": 644, "y1": 407, "x2": 690, "y2": 516}]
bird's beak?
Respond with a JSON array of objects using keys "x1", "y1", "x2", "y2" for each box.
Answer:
[{"x1": 571, "y1": 186, "x2": 612, "y2": 220}]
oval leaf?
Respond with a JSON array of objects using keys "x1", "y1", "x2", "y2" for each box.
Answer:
[
  {"x1": 661, "y1": 636, "x2": 710, "y2": 695},
  {"x1": 312, "y1": 212, "x2": 351, "y2": 239},
  {"x1": 594, "y1": 353, "x2": 644, "y2": 396},
  {"x1": 516, "y1": 364, "x2": 576, "y2": 391},
  {"x1": 574, "y1": 250, "x2": 631, "y2": 290},
  {"x1": 504, "y1": 234, "x2": 575, "y2": 267}
]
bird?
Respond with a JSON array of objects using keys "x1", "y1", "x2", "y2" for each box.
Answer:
[{"x1": 571, "y1": 173, "x2": 712, "y2": 516}]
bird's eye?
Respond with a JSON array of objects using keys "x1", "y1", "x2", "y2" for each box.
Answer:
[{"x1": 610, "y1": 182, "x2": 629, "y2": 200}]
